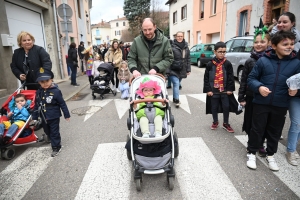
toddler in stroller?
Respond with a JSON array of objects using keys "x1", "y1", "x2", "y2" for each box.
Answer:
[
  {"x1": 91, "y1": 62, "x2": 116, "y2": 99},
  {"x1": 130, "y1": 77, "x2": 167, "y2": 138},
  {"x1": 126, "y1": 75, "x2": 178, "y2": 191},
  {"x1": 0, "y1": 94, "x2": 31, "y2": 142}
]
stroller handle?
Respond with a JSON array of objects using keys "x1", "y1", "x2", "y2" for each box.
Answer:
[
  {"x1": 129, "y1": 73, "x2": 166, "y2": 86},
  {"x1": 131, "y1": 98, "x2": 167, "y2": 104}
]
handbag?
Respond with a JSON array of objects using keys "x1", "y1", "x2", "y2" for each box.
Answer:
[{"x1": 170, "y1": 49, "x2": 186, "y2": 71}]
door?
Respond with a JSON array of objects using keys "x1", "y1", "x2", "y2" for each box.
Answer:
[
  {"x1": 5, "y1": 1, "x2": 46, "y2": 51},
  {"x1": 189, "y1": 46, "x2": 197, "y2": 63}
]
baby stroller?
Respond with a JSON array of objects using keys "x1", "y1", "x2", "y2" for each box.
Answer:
[
  {"x1": 125, "y1": 74, "x2": 179, "y2": 191},
  {"x1": 91, "y1": 62, "x2": 116, "y2": 100},
  {"x1": 0, "y1": 86, "x2": 38, "y2": 160}
]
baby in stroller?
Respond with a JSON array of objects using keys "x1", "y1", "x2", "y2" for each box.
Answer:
[
  {"x1": 130, "y1": 77, "x2": 168, "y2": 138},
  {"x1": 0, "y1": 93, "x2": 31, "y2": 143}
]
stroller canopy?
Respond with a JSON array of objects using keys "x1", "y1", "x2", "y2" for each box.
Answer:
[{"x1": 97, "y1": 63, "x2": 114, "y2": 75}]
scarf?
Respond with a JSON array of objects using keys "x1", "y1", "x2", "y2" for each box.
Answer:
[
  {"x1": 87, "y1": 54, "x2": 93, "y2": 70},
  {"x1": 174, "y1": 39, "x2": 185, "y2": 49},
  {"x1": 212, "y1": 58, "x2": 226, "y2": 92}
]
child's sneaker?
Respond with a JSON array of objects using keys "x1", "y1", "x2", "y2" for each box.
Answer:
[
  {"x1": 286, "y1": 152, "x2": 298, "y2": 166},
  {"x1": 266, "y1": 155, "x2": 279, "y2": 171},
  {"x1": 155, "y1": 132, "x2": 162, "y2": 138},
  {"x1": 142, "y1": 133, "x2": 149, "y2": 138},
  {"x1": 223, "y1": 123, "x2": 234, "y2": 133},
  {"x1": 51, "y1": 147, "x2": 61, "y2": 157},
  {"x1": 295, "y1": 151, "x2": 300, "y2": 159},
  {"x1": 173, "y1": 98, "x2": 180, "y2": 108},
  {"x1": 247, "y1": 153, "x2": 257, "y2": 169},
  {"x1": 258, "y1": 146, "x2": 267, "y2": 157},
  {"x1": 211, "y1": 122, "x2": 218, "y2": 130}
]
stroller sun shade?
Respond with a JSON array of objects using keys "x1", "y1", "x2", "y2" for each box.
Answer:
[{"x1": 97, "y1": 63, "x2": 114, "y2": 75}]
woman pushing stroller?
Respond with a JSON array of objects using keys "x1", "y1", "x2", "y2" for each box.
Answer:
[{"x1": 130, "y1": 77, "x2": 168, "y2": 138}]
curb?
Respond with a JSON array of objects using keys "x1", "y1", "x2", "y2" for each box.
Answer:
[{"x1": 63, "y1": 82, "x2": 90, "y2": 101}]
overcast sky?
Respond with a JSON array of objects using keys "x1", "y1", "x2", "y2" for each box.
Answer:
[{"x1": 90, "y1": 0, "x2": 169, "y2": 24}]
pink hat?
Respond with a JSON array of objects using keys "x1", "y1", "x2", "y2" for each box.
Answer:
[{"x1": 136, "y1": 77, "x2": 161, "y2": 98}]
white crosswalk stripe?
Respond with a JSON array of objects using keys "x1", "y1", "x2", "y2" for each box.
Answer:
[
  {"x1": 0, "y1": 147, "x2": 52, "y2": 199},
  {"x1": 235, "y1": 135, "x2": 300, "y2": 198},
  {"x1": 85, "y1": 94, "x2": 240, "y2": 121}
]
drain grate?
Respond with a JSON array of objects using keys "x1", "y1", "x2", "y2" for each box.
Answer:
[
  {"x1": 70, "y1": 93, "x2": 89, "y2": 101},
  {"x1": 71, "y1": 105, "x2": 102, "y2": 116}
]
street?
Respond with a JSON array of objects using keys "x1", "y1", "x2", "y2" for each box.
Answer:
[{"x1": 0, "y1": 65, "x2": 299, "y2": 200}]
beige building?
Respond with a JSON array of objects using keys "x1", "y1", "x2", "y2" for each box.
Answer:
[
  {"x1": 109, "y1": 16, "x2": 130, "y2": 42},
  {"x1": 91, "y1": 20, "x2": 111, "y2": 45}
]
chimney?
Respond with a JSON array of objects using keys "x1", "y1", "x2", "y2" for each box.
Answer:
[
  {"x1": 117, "y1": 16, "x2": 119, "y2": 19},
  {"x1": 101, "y1": 19, "x2": 103, "y2": 24}
]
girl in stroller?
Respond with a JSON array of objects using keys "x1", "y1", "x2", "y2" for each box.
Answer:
[{"x1": 130, "y1": 77, "x2": 168, "y2": 138}]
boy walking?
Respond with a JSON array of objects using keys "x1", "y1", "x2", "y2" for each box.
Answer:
[
  {"x1": 33, "y1": 68, "x2": 70, "y2": 157},
  {"x1": 203, "y1": 42, "x2": 235, "y2": 133}
]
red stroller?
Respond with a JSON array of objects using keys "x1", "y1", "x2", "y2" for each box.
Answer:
[{"x1": 0, "y1": 89, "x2": 38, "y2": 160}]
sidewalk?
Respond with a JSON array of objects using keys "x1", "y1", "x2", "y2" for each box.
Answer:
[{"x1": 0, "y1": 74, "x2": 89, "y2": 106}]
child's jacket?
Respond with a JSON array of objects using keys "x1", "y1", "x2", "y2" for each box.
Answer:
[
  {"x1": 134, "y1": 96, "x2": 165, "y2": 120},
  {"x1": 203, "y1": 57, "x2": 235, "y2": 93},
  {"x1": 117, "y1": 67, "x2": 131, "y2": 82},
  {"x1": 248, "y1": 49, "x2": 300, "y2": 108},
  {"x1": 8, "y1": 99, "x2": 31, "y2": 122},
  {"x1": 33, "y1": 84, "x2": 70, "y2": 121}
]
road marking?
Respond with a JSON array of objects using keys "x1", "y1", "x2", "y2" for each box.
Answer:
[
  {"x1": 235, "y1": 135, "x2": 300, "y2": 198},
  {"x1": 177, "y1": 138, "x2": 242, "y2": 199},
  {"x1": 169, "y1": 95, "x2": 191, "y2": 114},
  {"x1": 75, "y1": 142, "x2": 131, "y2": 200},
  {"x1": 0, "y1": 147, "x2": 52, "y2": 199},
  {"x1": 114, "y1": 99, "x2": 130, "y2": 119},
  {"x1": 84, "y1": 99, "x2": 112, "y2": 122},
  {"x1": 75, "y1": 138, "x2": 242, "y2": 199},
  {"x1": 188, "y1": 93, "x2": 207, "y2": 103}
]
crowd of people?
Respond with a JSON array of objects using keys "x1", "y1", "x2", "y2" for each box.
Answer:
[{"x1": 3, "y1": 11, "x2": 300, "y2": 170}]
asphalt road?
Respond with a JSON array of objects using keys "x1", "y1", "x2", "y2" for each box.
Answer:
[{"x1": 0, "y1": 64, "x2": 299, "y2": 200}]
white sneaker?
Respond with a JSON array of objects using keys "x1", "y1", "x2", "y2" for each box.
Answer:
[
  {"x1": 286, "y1": 152, "x2": 298, "y2": 166},
  {"x1": 155, "y1": 132, "x2": 162, "y2": 138},
  {"x1": 116, "y1": 88, "x2": 120, "y2": 93},
  {"x1": 142, "y1": 133, "x2": 149, "y2": 138},
  {"x1": 266, "y1": 156, "x2": 279, "y2": 171},
  {"x1": 247, "y1": 153, "x2": 257, "y2": 169},
  {"x1": 294, "y1": 151, "x2": 300, "y2": 159}
]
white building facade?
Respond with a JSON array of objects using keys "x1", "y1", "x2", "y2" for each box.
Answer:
[
  {"x1": 91, "y1": 21, "x2": 111, "y2": 45},
  {"x1": 109, "y1": 17, "x2": 129, "y2": 41},
  {"x1": 166, "y1": 0, "x2": 194, "y2": 46}
]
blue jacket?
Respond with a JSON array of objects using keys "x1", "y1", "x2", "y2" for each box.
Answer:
[
  {"x1": 248, "y1": 49, "x2": 300, "y2": 108},
  {"x1": 33, "y1": 84, "x2": 70, "y2": 121},
  {"x1": 9, "y1": 100, "x2": 31, "y2": 122}
]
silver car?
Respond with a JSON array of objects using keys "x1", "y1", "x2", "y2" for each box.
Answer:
[{"x1": 225, "y1": 36, "x2": 254, "y2": 83}]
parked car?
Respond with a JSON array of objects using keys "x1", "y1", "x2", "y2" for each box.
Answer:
[
  {"x1": 190, "y1": 43, "x2": 215, "y2": 67},
  {"x1": 225, "y1": 36, "x2": 254, "y2": 83}
]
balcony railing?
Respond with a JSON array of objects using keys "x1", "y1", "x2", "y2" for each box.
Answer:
[{"x1": 94, "y1": 35, "x2": 101, "y2": 39}]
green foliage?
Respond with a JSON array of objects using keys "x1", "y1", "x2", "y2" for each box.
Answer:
[{"x1": 124, "y1": 0, "x2": 151, "y2": 36}]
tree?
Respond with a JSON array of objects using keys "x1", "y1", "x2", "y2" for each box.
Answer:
[
  {"x1": 150, "y1": 0, "x2": 169, "y2": 37},
  {"x1": 124, "y1": 0, "x2": 151, "y2": 37}
]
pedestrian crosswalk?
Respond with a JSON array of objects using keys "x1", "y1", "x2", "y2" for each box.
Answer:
[
  {"x1": 83, "y1": 94, "x2": 239, "y2": 121},
  {"x1": 0, "y1": 137, "x2": 299, "y2": 199}
]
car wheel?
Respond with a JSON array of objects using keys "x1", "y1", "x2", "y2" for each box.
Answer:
[
  {"x1": 238, "y1": 67, "x2": 244, "y2": 84},
  {"x1": 197, "y1": 59, "x2": 203, "y2": 68}
]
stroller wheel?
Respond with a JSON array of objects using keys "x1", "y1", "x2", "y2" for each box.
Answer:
[
  {"x1": 99, "y1": 96, "x2": 104, "y2": 100},
  {"x1": 167, "y1": 177, "x2": 174, "y2": 190},
  {"x1": 2, "y1": 148, "x2": 15, "y2": 160},
  {"x1": 92, "y1": 95, "x2": 96, "y2": 100},
  {"x1": 113, "y1": 92, "x2": 117, "y2": 96},
  {"x1": 136, "y1": 179, "x2": 141, "y2": 191},
  {"x1": 174, "y1": 132, "x2": 179, "y2": 158},
  {"x1": 126, "y1": 149, "x2": 132, "y2": 160}
]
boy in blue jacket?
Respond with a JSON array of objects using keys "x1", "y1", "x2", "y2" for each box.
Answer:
[
  {"x1": 32, "y1": 68, "x2": 70, "y2": 157},
  {"x1": 0, "y1": 93, "x2": 31, "y2": 142},
  {"x1": 247, "y1": 30, "x2": 300, "y2": 171}
]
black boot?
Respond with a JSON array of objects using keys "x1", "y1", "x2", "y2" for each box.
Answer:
[{"x1": 173, "y1": 98, "x2": 180, "y2": 108}]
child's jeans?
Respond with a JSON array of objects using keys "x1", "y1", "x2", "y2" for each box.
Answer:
[
  {"x1": 0, "y1": 120, "x2": 25, "y2": 138},
  {"x1": 287, "y1": 97, "x2": 300, "y2": 152},
  {"x1": 211, "y1": 94, "x2": 229, "y2": 123},
  {"x1": 119, "y1": 82, "x2": 129, "y2": 99}
]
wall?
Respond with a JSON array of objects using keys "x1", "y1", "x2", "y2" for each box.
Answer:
[
  {"x1": 225, "y1": 0, "x2": 263, "y2": 41},
  {"x1": 193, "y1": 0, "x2": 226, "y2": 44},
  {"x1": 110, "y1": 18, "x2": 129, "y2": 42},
  {"x1": 168, "y1": 0, "x2": 194, "y2": 46},
  {"x1": 289, "y1": 0, "x2": 300, "y2": 32},
  {"x1": 91, "y1": 27, "x2": 111, "y2": 45}
]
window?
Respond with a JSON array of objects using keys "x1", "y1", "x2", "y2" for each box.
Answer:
[
  {"x1": 211, "y1": 0, "x2": 217, "y2": 15},
  {"x1": 96, "y1": 29, "x2": 100, "y2": 36},
  {"x1": 226, "y1": 40, "x2": 233, "y2": 52},
  {"x1": 173, "y1": 11, "x2": 177, "y2": 24},
  {"x1": 244, "y1": 40, "x2": 253, "y2": 52},
  {"x1": 204, "y1": 45, "x2": 213, "y2": 51},
  {"x1": 230, "y1": 40, "x2": 245, "y2": 52},
  {"x1": 190, "y1": 46, "x2": 197, "y2": 52},
  {"x1": 239, "y1": 11, "x2": 248, "y2": 36},
  {"x1": 272, "y1": 0, "x2": 286, "y2": 20},
  {"x1": 181, "y1": 5, "x2": 187, "y2": 20},
  {"x1": 70, "y1": 37, "x2": 75, "y2": 43},
  {"x1": 123, "y1": 21, "x2": 125, "y2": 26},
  {"x1": 200, "y1": 0, "x2": 204, "y2": 19},
  {"x1": 115, "y1": 30, "x2": 121, "y2": 36},
  {"x1": 116, "y1": 22, "x2": 119, "y2": 27},
  {"x1": 77, "y1": 0, "x2": 81, "y2": 19}
]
